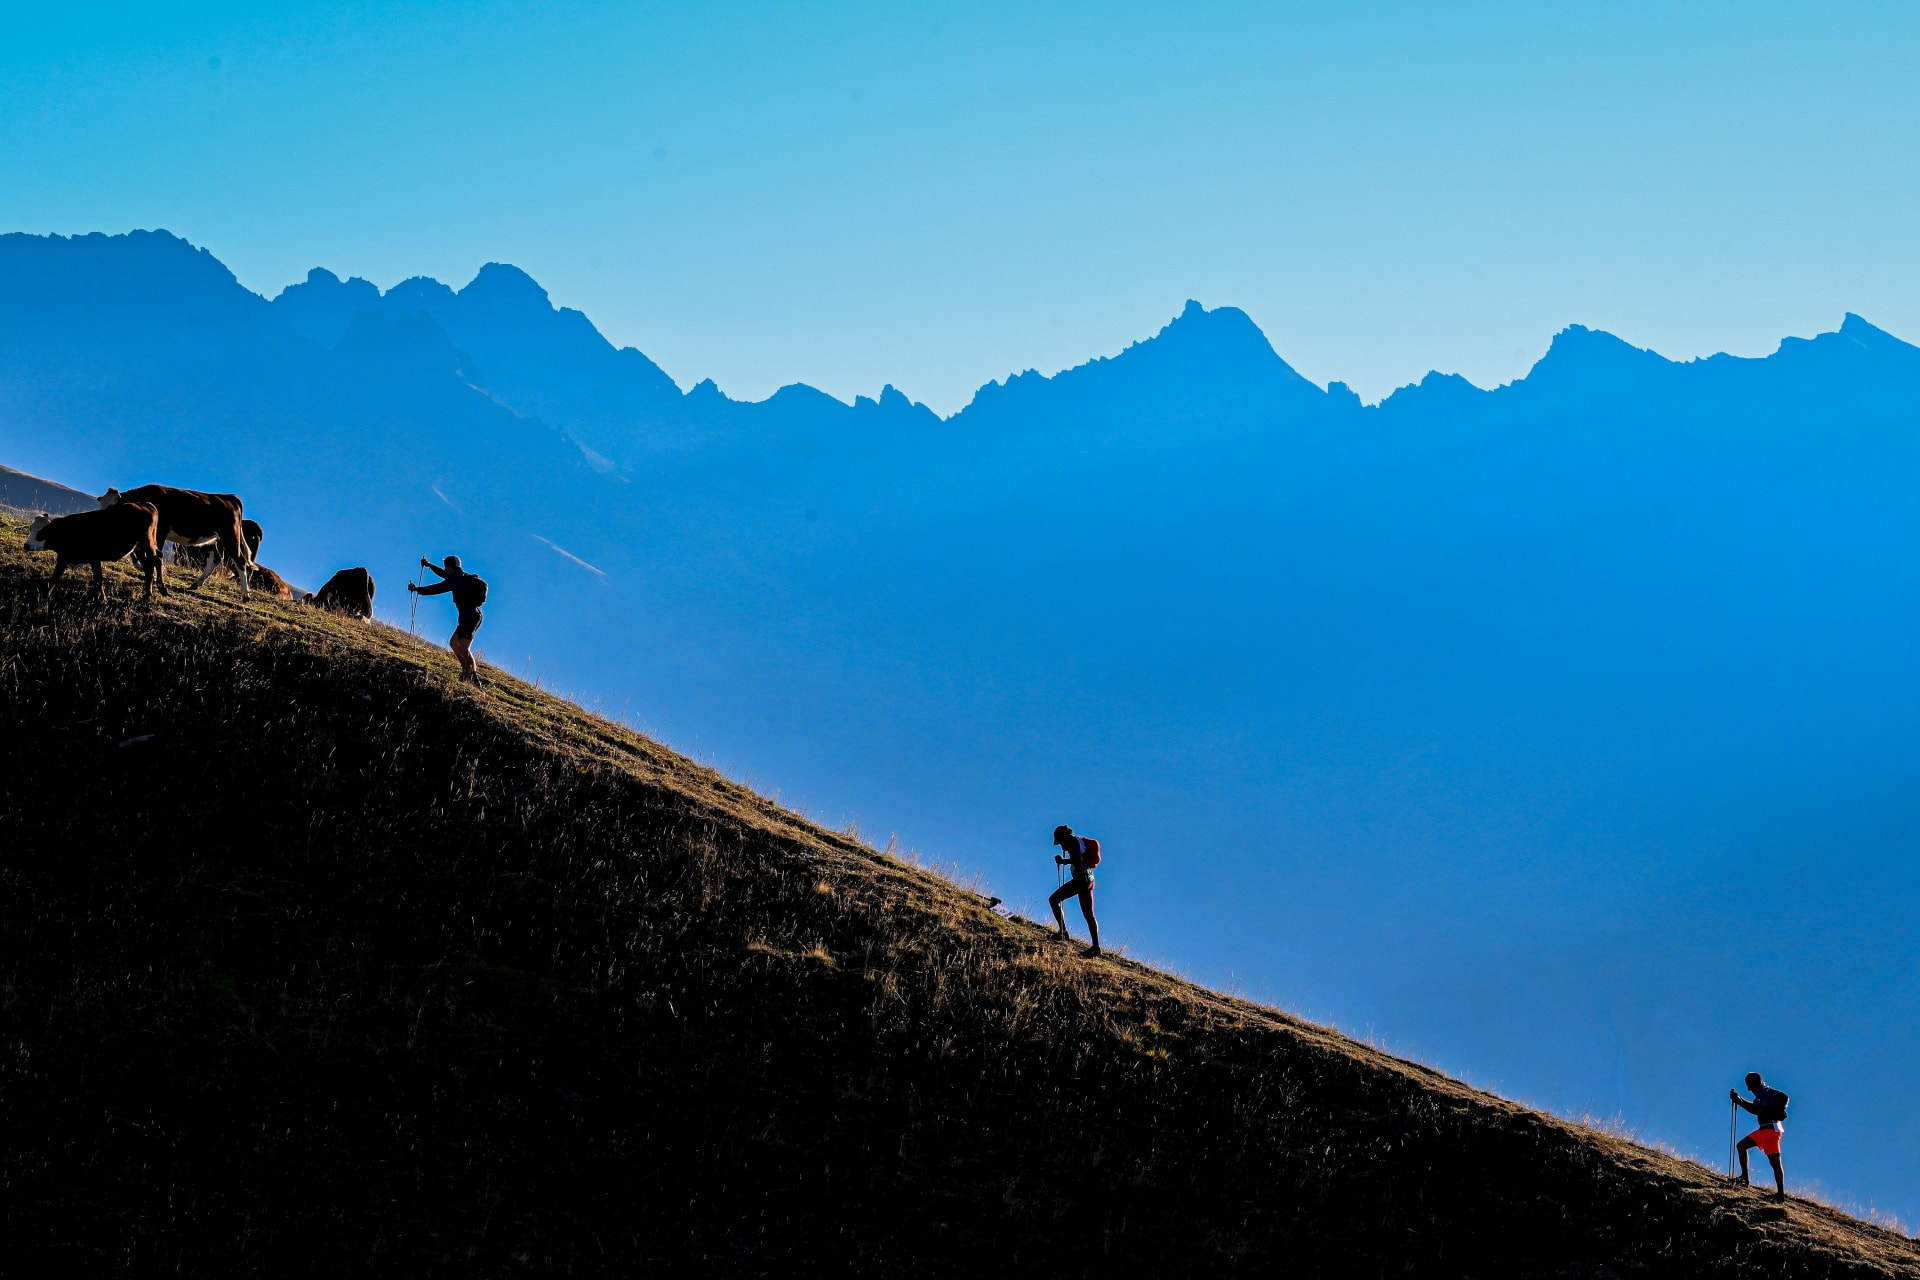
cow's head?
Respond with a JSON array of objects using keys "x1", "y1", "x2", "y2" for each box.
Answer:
[
  {"x1": 25, "y1": 514, "x2": 53, "y2": 551},
  {"x1": 96, "y1": 487, "x2": 123, "y2": 508}
]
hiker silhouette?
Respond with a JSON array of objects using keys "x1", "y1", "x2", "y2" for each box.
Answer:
[
  {"x1": 408, "y1": 555, "x2": 488, "y2": 685},
  {"x1": 1730, "y1": 1072, "x2": 1789, "y2": 1198},
  {"x1": 1049, "y1": 824, "x2": 1102, "y2": 956}
]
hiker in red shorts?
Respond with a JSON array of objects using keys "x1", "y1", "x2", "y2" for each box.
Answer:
[
  {"x1": 1730, "y1": 1071, "x2": 1789, "y2": 1198},
  {"x1": 1048, "y1": 824, "x2": 1102, "y2": 957}
]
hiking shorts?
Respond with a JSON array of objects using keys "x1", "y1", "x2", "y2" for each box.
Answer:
[
  {"x1": 453, "y1": 608, "x2": 483, "y2": 642},
  {"x1": 1052, "y1": 872, "x2": 1094, "y2": 909},
  {"x1": 1747, "y1": 1126, "x2": 1783, "y2": 1156}
]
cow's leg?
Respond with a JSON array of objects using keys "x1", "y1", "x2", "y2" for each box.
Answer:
[
  {"x1": 90, "y1": 560, "x2": 106, "y2": 603},
  {"x1": 231, "y1": 544, "x2": 252, "y2": 602},
  {"x1": 188, "y1": 544, "x2": 222, "y2": 592},
  {"x1": 153, "y1": 530, "x2": 171, "y2": 592},
  {"x1": 47, "y1": 555, "x2": 68, "y2": 597}
]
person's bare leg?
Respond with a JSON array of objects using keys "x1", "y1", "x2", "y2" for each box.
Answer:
[
  {"x1": 1736, "y1": 1137, "x2": 1754, "y2": 1185},
  {"x1": 1766, "y1": 1153, "x2": 1784, "y2": 1198},
  {"x1": 450, "y1": 633, "x2": 477, "y2": 681},
  {"x1": 1048, "y1": 883, "x2": 1074, "y2": 939},
  {"x1": 1078, "y1": 887, "x2": 1101, "y2": 956}
]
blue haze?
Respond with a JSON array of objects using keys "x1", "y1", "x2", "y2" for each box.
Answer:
[{"x1": 4, "y1": 230, "x2": 1920, "y2": 1221}]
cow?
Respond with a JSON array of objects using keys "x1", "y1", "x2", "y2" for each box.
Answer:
[
  {"x1": 176, "y1": 518, "x2": 263, "y2": 571},
  {"x1": 24, "y1": 503, "x2": 166, "y2": 602},
  {"x1": 247, "y1": 564, "x2": 295, "y2": 600},
  {"x1": 304, "y1": 567, "x2": 375, "y2": 618},
  {"x1": 98, "y1": 485, "x2": 253, "y2": 600}
]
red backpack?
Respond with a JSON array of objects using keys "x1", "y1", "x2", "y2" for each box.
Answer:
[{"x1": 1079, "y1": 836, "x2": 1102, "y2": 868}]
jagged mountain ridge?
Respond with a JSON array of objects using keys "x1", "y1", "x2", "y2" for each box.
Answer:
[{"x1": 8, "y1": 229, "x2": 1918, "y2": 477}]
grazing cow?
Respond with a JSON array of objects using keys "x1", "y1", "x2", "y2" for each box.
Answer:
[
  {"x1": 97, "y1": 485, "x2": 253, "y2": 601},
  {"x1": 25, "y1": 503, "x2": 166, "y2": 601},
  {"x1": 247, "y1": 564, "x2": 295, "y2": 600},
  {"x1": 176, "y1": 518, "x2": 263, "y2": 571},
  {"x1": 305, "y1": 567, "x2": 375, "y2": 618}
]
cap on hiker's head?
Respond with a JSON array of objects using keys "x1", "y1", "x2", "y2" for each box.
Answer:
[
  {"x1": 444, "y1": 555, "x2": 462, "y2": 570},
  {"x1": 1745, "y1": 1071, "x2": 1764, "y2": 1088},
  {"x1": 1053, "y1": 824, "x2": 1073, "y2": 845}
]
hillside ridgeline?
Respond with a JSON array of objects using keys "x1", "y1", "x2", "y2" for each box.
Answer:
[{"x1": 1, "y1": 513, "x2": 1914, "y2": 1277}]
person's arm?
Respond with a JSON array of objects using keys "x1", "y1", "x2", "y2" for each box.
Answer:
[
  {"x1": 414, "y1": 579, "x2": 453, "y2": 596},
  {"x1": 1730, "y1": 1092, "x2": 1758, "y2": 1115},
  {"x1": 422, "y1": 560, "x2": 452, "y2": 581}
]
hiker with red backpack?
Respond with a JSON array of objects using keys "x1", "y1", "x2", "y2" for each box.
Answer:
[
  {"x1": 408, "y1": 554, "x2": 489, "y2": 685},
  {"x1": 1049, "y1": 824, "x2": 1102, "y2": 957},
  {"x1": 1730, "y1": 1072, "x2": 1789, "y2": 1198}
]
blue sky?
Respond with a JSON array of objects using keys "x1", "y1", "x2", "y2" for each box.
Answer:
[{"x1": 3, "y1": 2, "x2": 1918, "y2": 411}]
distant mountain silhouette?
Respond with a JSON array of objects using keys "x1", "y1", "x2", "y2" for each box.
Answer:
[
  {"x1": 271, "y1": 260, "x2": 938, "y2": 465},
  {"x1": 956, "y1": 298, "x2": 1336, "y2": 433},
  {"x1": 277, "y1": 264, "x2": 682, "y2": 464},
  {"x1": 8, "y1": 228, "x2": 1920, "y2": 1223},
  {"x1": 0, "y1": 463, "x2": 93, "y2": 516}
]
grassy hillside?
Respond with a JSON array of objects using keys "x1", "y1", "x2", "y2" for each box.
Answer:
[{"x1": 2, "y1": 510, "x2": 1914, "y2": 1278}]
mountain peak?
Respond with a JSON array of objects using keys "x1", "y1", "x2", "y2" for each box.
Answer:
[
  {"x1": 1837, "y1": 312, "x2": 1904, "y2": 348},
  {"x1": 1542, "y1": 323, "x2": 1663, "y2": 361},
  {"x1": 1152, "y1": 298, "x2": 1279, "y2": 350},
  {"x1": 851, "y1": 383, "x2": 941, "y2": 426},
  {"x1": 1515, "y1": 324, "x2": 1672, "y2": 393},
  {"x1": 460, "y1": 262, "x2": 553, "y2": 311},
  {"x1": 273, "y1": 268, "x2": 384, "y2": 348},
  {"x1": 1765, "y1": 312, "x2": 1920, "y2": 373},
  {"x1": 955, "y1": 299, "x2": 1327, "y2": 426}
]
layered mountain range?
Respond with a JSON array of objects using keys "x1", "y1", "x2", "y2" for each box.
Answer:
[{"x1": 5, "y1": 229, "x2": 1920, "y2": 1224}]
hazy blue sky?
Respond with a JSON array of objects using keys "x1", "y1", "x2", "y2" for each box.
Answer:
[{"x1": 4, "y1": 1, "x2": 1919, "y2": 410}]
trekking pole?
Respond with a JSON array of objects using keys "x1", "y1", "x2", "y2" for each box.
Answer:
[
  {"x1": 409, "y1": 558, "x2": 421, "y2": 637},
  {"x1": 1728, "y1": 1098, "x2": 1736, "y2": 1176}
]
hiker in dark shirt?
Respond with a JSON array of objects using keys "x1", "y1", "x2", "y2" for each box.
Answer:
[
  {"x1": 1730, "y1": 1072, "x2": 1789, "y2": 1198},
  {"x1": 408, "y1": 555, "x2": 488, "y2": 685},
  {"x1": 1049, "y1": 824, "x2": 1102, "y2": 957}
]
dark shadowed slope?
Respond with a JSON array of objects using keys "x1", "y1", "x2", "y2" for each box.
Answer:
[{"x1": 2, "y1": 515, "x2": 1915, "y2": 1279}]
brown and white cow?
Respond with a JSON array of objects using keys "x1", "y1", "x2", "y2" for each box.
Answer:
[
  {"x1": 25, "y1": 502, "x2": 166, "y2": 601},
  {"x1": 304, "y1": 567, "x2": 375, "y2": 618},
  {"x1": 176, "y1": 517, "x2": 263, "y2": 571},
  {"x1": 98, "y1": 485, "x2": 253, "y2": 600},
  {"x1": 246, "y1": 564, "x2": 296, "y2": 600}
]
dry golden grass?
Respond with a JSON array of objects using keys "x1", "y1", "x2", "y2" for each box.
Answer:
[{"x1": 3, "y1": 510, "x2": 1916, "y2": 1277}]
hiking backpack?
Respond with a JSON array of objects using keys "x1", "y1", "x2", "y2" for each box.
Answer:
[
  {"x1": 467, "y1": 576, "x2": 489, "y2": 606},
  {"x1": 1080, "y1": 836, "x2": 1102, "y2": 868}
]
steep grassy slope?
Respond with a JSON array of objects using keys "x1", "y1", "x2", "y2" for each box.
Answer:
[{"x1": 2, "y1": 512, "x2": 1915, "y2": 1278}]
